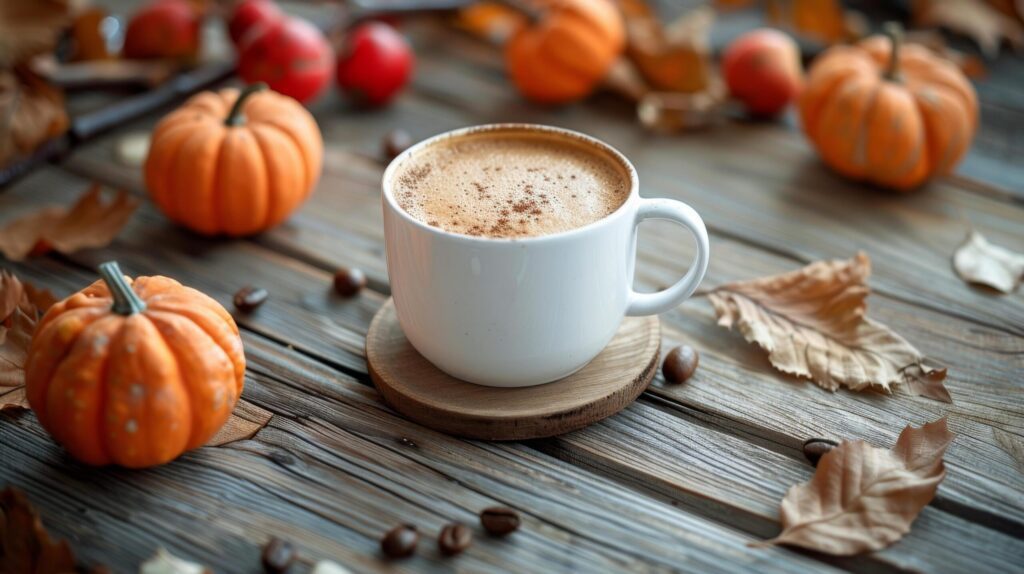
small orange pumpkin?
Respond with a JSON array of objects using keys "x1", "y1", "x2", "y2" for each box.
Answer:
[
  {"x1": 505, "y1": 0, "x2": 625, "y2": 104},
  {"x1": 25, "y1": 262, "x2": 245, "y2": 468},
  {"x1": 799, "y1": 23, "x2": 978, "y2": 191},
  {"x1": 145, "y1": 83, "x2": 323, "y2": 235}
]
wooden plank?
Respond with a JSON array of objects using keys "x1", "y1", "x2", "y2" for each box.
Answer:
[
  {"x1": 0, "y1": 323, "x2": 849, "y2": 571},
  {"x1": 3, "y1": 167, "x2": 1022, "y2": 571},
  {"x1": 46, "y1": 131, "x2": 1024, "y2": 531}
]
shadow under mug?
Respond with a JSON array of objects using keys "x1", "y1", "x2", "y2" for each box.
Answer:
[{"x1": 382, "y1": 124, "x2": 710, "y2": 387}]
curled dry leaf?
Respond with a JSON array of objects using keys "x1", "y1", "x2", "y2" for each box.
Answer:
[
  {"x1": 953, "y1": 230, "x2": 1024, "y2": 293},
  {"x1": 0, "y1": 269, "x2": 51, "y2": 410},
  {"x1": 765, "y1": 0, "x2": 864, "y2": 44},
  {"x1": 913, "y1": 0, "x2": 1024, "y2": 58},
  {"x1": 619, "y1": 2, "x2": 714, "y2": 93},
  {"x1": 0, "y1": 487, "x2": 78, "y2": 574},
  {"x1": 0, "y1": 66, "x2": 68, "y2": 168},
  {"x1": 140, "y1": 548, "x2": 211, "y2": 574},
  {"x1": 0, "y1": 0, "x2": 76, "y2": 68},
  {"x1": 707, "y1": 253, "x2": 951, "y2": 401},
  {"x1": 205, "y1": 398, "x2": 273, "y2": 446},
  {"x1": 0, "y1": 184, "x2": 139, "y2": 261},
  {"x1": 756, "y1": 418, "x2": 954, "y2": 555}
]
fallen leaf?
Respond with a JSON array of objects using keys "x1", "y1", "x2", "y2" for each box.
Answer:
[
  {"x1": 913, "y1": 0, "x2": 1024, "y2": 58},
  {"x1": 953, "y1": 230, "x2": 1024, "y2": 293},
  {"x1": 0, "y1": 306, "x2": 35, "y2": 409},
  {"x1": 0, "y1": 65, "x2": 68, "y2": 168},
  {"x1": 0, "y1": 269, "x2": 26, "y2": 320},
  {"x1": 756, "y1": 417, "x2": 954, "y2": 555},
  {"x1": 140, "y1": 548, "x2": 211, "y2": 574},
  {"x1": 0, "y1": 0, "x2": 76, "y2": 68},
  {"x1": 766, "y1": 0, "x2": 863, "y2": 44},
  {"x1": 453, "y1": 2, "x2": 526, "y2": 44},
  {"x1": 0, "y1": 184, "x2": 139, "y2": 261},
  {"x1": 620, "y1": 3, "x2": 714, "y2": 93},
  {"x1": 206, "y1": 398, "x2": 272, "y2": 446},
  {"x1": 707, "y1": 253, "x2": 950, "y2": 401},
  {"x1": 993, "y1": 428, "x2": 1024, "y2": 475},
  {"x1": 0, "y1": 487, "x2": 77, "y2": 574},
  {"x1": 904, "y1": 30, "x2": 988, "y2": 77}
]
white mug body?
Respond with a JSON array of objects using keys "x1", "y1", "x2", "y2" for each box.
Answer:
[{"x1": 382, "y1": 125, "x2": 708, "y2": 387}]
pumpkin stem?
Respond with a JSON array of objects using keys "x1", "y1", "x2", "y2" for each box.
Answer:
[
  {"x1": 98, "y1": 261, "x2": 146, "y2": 316},
  {"x1": 225, "y1": 82, "x2": 268, "y2": 127},
  {"x1": 883, "y1": 21, "x2": 903, "y2": 82}
]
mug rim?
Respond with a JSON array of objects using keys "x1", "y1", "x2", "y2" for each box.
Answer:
[{"x1": 381, "y1": 123, "x2": 640, "y2": 244}]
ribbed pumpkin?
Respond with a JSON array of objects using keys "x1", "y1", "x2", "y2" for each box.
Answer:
[
  {"x1": 25, "y1": 262, "x2": 245, "y2": 468},
  {"x1": 799, "y1": 23, "x2": 977, "y2": 191},
  {"x1": 145, "y1": 83, "x2": 323, "y2": 235},
  {"x1": 505, "y1": 0, "x2": 625, "y2": 104}
]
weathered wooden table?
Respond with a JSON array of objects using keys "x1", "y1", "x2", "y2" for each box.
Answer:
[{"x1": 2, "y1": 5, "x2": 1023, "y2": 573}]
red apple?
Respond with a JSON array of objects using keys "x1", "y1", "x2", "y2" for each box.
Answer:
[
  {"x1": 335, "y1": 22, "x2": 413, "y2": 107},
  {"x1": 722, "y1": 28, "x2": 803, "y2": 118},
  {"x1": 123, "y1": 0, "x2": 201, "y2": 60},
  {"x1": 228, "y1": 0, "x2": 282, "y2": 47},
  {"x1": 237, "y1": 16, "x2": 333, "y2": 104}
]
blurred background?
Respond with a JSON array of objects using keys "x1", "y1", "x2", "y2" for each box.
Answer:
[{"x1": 1, "y1": 0, "x2": 1021, "y2": 192}]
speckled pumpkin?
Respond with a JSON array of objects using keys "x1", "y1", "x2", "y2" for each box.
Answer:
[
  {"x1": 144, "y1": 83, "x2": 323, "y2": 236},
  {"x1": 505, "y1": 0, "x2": 625, "y2": 104},
  {"x1": 25, "y1": 262, "x2": 245, "y2": 468},
  {"x1": 799, "y1": 23, "x2": 978, "y2": 191}
]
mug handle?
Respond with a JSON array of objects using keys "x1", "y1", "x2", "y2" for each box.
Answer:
[{"x1": 626, "y1": 198, "x2": 710, "y2": 316}]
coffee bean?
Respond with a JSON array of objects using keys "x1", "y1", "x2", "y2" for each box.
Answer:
[
  {"x1": 333, "y1": 267, "x2": 366, "y2": 298},
  {"x1": 662, "y1": 345, "x2": 699, "y2": 383},
  {"x1": 480, "y1": 507, "x2": 520, "y2": 536},
  {"x1": 381, "y1": 524, "x2": 418, "y2": 558},
  {"x1": 437, "y1": 523, "x2": 472, "y2": 556},
  {"x1": 803, "y1": 438, "x2": 838, "y2": 466},
  {"x1": 383, "y1": 129, "x2": 412, "y2": 160},
  {"x1": 261, "y1": 537, "x2": 295, "y2": 573},
  {"x1": 233, "y1": 286, "x2": 268, "y2": 312}
]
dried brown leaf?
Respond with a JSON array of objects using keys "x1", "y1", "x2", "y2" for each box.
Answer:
[
  {"x1": 206, "y1": 398, "x2": 272, "y2": 446},
  {"x1": 914, "y1": 0, "x2": 1024, "y2": 58},
  {"x1": 766, "y1": 0, "x2": 862, "y2": 44},
  {"x1": 0, "y1": 66, "x2": 68, "y2": 167},
  {"x1": 0, "y1": 0, "x2": 76, "y2": 68},
  {"x1": 0, "y1": 306, "x2": 35, "y2": 408},
  {"x1": 953, "y1": 230, "x2": 1024, "y2": 293},
  {"x1": 0, "y1": 184, "x2": 139, "y2": 261},
  {"x1": 620, "y1": 3, "x2": 714, "y2": 93},
  {"x1": 757, "y1": 418, "x2": 954, "y2": 555},
  {"x1": 708, "y1": 253, "x2": 950, "y2": 400},
  {"x1": 0, "y1": 487, "x2": 77, "y2": 573}
]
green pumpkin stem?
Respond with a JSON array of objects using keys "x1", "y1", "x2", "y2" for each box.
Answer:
[
  {"x1": 98, "y1": 261, "x2": 146, "y2": 316},
  {"x1": 225, "y1": 82, "x2": 268, "y2": 127},
  {"x1": 883, "y1": 22, "x2": 902, "y2": 82}
]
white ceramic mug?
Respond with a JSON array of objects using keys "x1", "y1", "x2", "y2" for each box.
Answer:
[{"x1": 382, "y1": 124, "x2": 709, "y2": 387}]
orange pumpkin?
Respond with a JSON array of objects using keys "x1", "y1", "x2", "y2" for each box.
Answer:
[
  {"x1": 145, "y1": 83, "x2": 323, "y2": 235},
  {"x1": 505, "y1": 0, "x2": 625, "y2": 104},
  {"x1": 799, "y1": 23, "x2": 977, "y2": 191},
  {"x1": 25, "y1": 262, "x2": 245, "y2": 468}
]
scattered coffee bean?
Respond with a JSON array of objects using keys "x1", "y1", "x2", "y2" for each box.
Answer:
[
  {"x1": 261, "y1": 537, "x2": 295, "y2": 573},
  {"x1": 381, "y1": 524, "x2": 418, "y2": 558},
  {"x1": 803, "y1": 438, "x2": 839, "y2": 466},
  {"x1": 333, "y1": 267, "x2": 367, "y2": 298},
  {"x1": 438, "y1": 523, "x2": 472, "y2": 556},
  {"x1": 480, "y1": 507, "x2": 520, "y2": 536},
  {"x1": 383, "y1": 129, "x2": 413, "y2": 160},
  {"x1": 662, "y1": 345, "x2": 699, "y2": 383},
  {"x1": 233, "y1": 286, "x2": 268, "y2": 312}
]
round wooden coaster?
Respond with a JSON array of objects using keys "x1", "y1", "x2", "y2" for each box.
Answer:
[{"x1": 366, "y1": 299, "x2": 661, "y2": 440}]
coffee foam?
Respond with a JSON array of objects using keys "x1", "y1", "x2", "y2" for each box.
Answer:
[{"x1": 392, "y1": 130, "x2": 630, "y2": 238}]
